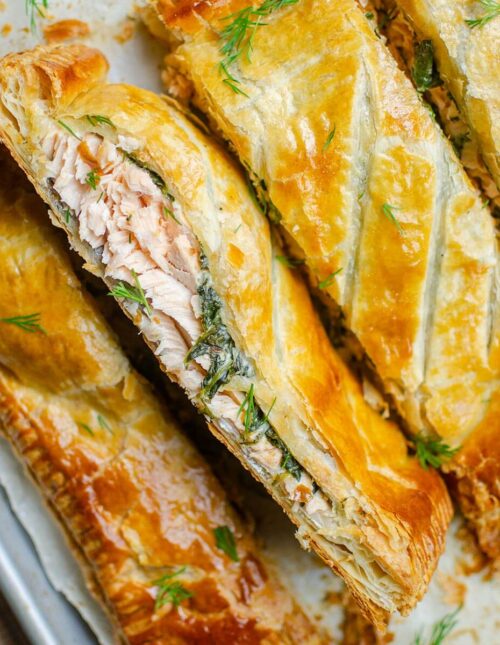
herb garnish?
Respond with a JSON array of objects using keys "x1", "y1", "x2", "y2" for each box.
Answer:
[
  {"x1": 108, "y1": 270, "x2": 152, "y2": 317},
  {"x1": 413, "y1": 607, "x2": 461, "y2": 644},
  {"x1": 412, "y1": 41, "x2": 441, "y2": 93},
  {"x1": 163, "y1": 206, "x2": 180, "y2": 224},
  {"x1": 466, "y1": 0, "x2": 500, "y2": 28},
  {"x1": 186, "y1": 265, "x2": 252, "y2": 400},
  {"x1": 0, "y1": 313, "x2": 46, "y2": 334},
  {"x1": 85, "y1": 170, "x2": 100, "y2": 190},
  {"x1": 214, "y1": 526, "x2": 239, "y2": 561},
  {"x1": 218, "y1": 0, "x2": 299, "y2": 94},
  {"x1": 238, "y1": 384, "x2": 257, "y2": 434},
  {"x1": 414, "y1": 434, "x2": 460, "y2": 469},
  {"x1": 78, "y1": 422, "x2": 94, "y2": 437},
  {"x1": 25, "y1": 0, "x2": 48, "y2": 32},
  {"x1": 381, "y1": 203, "x2": 404, "y2": 234},
  {"x1": 86, "y1": 115, "x2": 116, "y2": 129},
  {"x1": 57, "y1": 119, "x2": 81, "y2": 140},
  {"x1": 153, "y1": 567, "x2": 192, "y2": 610},
  {"x1": 318, "y1": 268, "x2": 342, "y2": 290},
  {"x1": 323, "y1": 125, "x2": 336, "y2": 151},
  {"x1": 276, "y1": 255, "x2": 304, "y2": 268},
  {"x1": 63, "y1": 208, "x2": 72, "y2": 224},
  {"x1": 97, "y1": 414, "x2": 113, "y2": 435}
]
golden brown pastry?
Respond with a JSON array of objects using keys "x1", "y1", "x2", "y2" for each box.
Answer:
[
  {"x1": 443, "y1": 390, "x2": 500, "y2": 561},
  {"x1": 375, "y1": 0, "x2": 500, "y2": 191},
  {"x1": 0, "y1": 44, "x2": 452, "y2": 628},
  {"x1": 152, "y1": 0, "x2": 499, "y2": 555},
  {"x1": 0, "y1": 151, "x2": 321, "y2": 644}
]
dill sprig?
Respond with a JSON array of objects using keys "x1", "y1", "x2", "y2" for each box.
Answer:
[
  {"x1": 466, "y1": 0, "x2": 500, "y2": 28},
  {"x1": 25, "y1": 0, "x2": 48, "y2": 32},
  {"x1": 86, "y1": 115, "x2": 115, "y2": 128},
  {"x1": 318, "y1": 268, "x2": 342, "y2": 290},
  {"x1": 108, "y1": 270, "x2": 152, "y2": 316},
  {"x1": 97, "y1": 414, "x2": 113, "y2": 435},
  {"x1": 0, "y1": 313, "x2": 46, "y2": 334},
  {"x1": 414, "y1": 434, "x2": 460, "y2": 470},
  {"x1": 323, "y1": 125, "x2": 336, "y2": 151},
  {"x1": 57, "y1": 119, "x2": 81, "y2": 140},
  {"x1": 238, "y1": 384, "x2": 258, "y2": 434},
  {"x1": 78, "y1": 422, "x2": 95, "y2": 437},
  {"x1": 413, "y1": 607, "x2": 461, "y2": 644},
  {"x1": 213, "y1": 525, "x2": 239, "y2": 561},
  {"x1": 153, "y1": 567, "x2": 192, "y2": 610},
  {"x1": 237, "y1": 385, "x2": 276, "y2": 438},
  {"x1": 163, "y1": 206, "x2": 180, "y2": 224},
  {"x1": 219, "y1": 0, "x2": 299, "y2": 94},
  {"x1": 85, "y1": 170, "x2": 100, "y2": 190},
  {"x1": 382, "y1": 203, "x2": 404, "y2": 235}
]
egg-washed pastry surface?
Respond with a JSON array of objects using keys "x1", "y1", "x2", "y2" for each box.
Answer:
[
  {"x1": 153, "y1": 0, "x2": 499, "y2": 446},
  {"x1": 375, "y1": 0, "x2": 500, "y2": 191},
  {"x1": 152, "y1": 0, "x2": 500, "y2": 556},
  {"x1": 0, "y1": 151, "x2": 320, "y2": 645},
  {"x1": 0, "y1": 45, "x2": 452, "y2": 628},
  {"x1": 364, "y1": 0, "x2": 500, "y2": 213}
]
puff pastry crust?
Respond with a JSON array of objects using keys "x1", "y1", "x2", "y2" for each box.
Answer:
[
  {"x1": 0, "y1": 151, "x2": 319, "y2": 644},
  {"x1": 382, "y1": 0, "x2": 500, "y2": 190},
  {"x1": 0, "y1": 44, "x2": 452, "y2": 627},
  {"x1": 153, "y1": 0, "x2": 499, "y2": 554}
]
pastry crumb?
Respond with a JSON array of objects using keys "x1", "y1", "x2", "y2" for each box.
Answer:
[
  {"x1": 437, "y1": 572, "x2": 467, "y2": 606},
  {"x1": 1, "y1": 23, "x2": 11, "y2": 36},
  {"x1": 322, "y1": 589, "x2": 343, "y2": 604},
  {"x1": 454, "y1": 524, "x2": 489, "y2": 576},
  {"x1": 43, "y1": 19, "x2": 90, "y2": 43},
  {"x1": 114, "y1": 17, "x2": 136, "y2": 44}
]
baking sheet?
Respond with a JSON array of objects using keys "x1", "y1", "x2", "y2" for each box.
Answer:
[
  {"x1": 0, "y1": 1, "x2": 498, "y2": 643},
  {"x1": 0, "y1": 437, "x2": 112, "y2": 645}
]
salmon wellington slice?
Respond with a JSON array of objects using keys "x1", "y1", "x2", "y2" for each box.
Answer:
[
  {"x1": 152, "y1": 0, "x2": 500, "y2": 559},
  {"x1": 0, "y1": 44, "x2": 452, "y2": 628}
]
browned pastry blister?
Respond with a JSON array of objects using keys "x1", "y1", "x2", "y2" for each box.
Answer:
[
  {"x1": 151, "y1": 0, "x2": 500, "y2": 559},
  {"x1": 0, "y1": 44, "x2": 452, "y2": 629},
  {"x1": 0, "y1": 151, "x2": 322, "y2": 644}
]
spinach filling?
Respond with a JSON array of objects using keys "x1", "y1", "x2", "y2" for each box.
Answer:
[
  {"x1": 123, "y1": 152, "x2": 176, "y2": 201},
  {"x1": 239, "y1": 385, "x2": 302, "y2": 480},
  {"x1": 186, "y1": 258, "x2": 253, "y2": 399},
  {"x1": 412, "y1": 40, "x2": 442, "y2": 93},
  {"x1": 266, "y1": 428, "x2": 303, "y2": 480},
  {"x1": 245, "y1": 171, "x2": 282, "y2": 224},
  {"x1": 187, "y1": 257, "x2": 303, "y2": 481}
]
